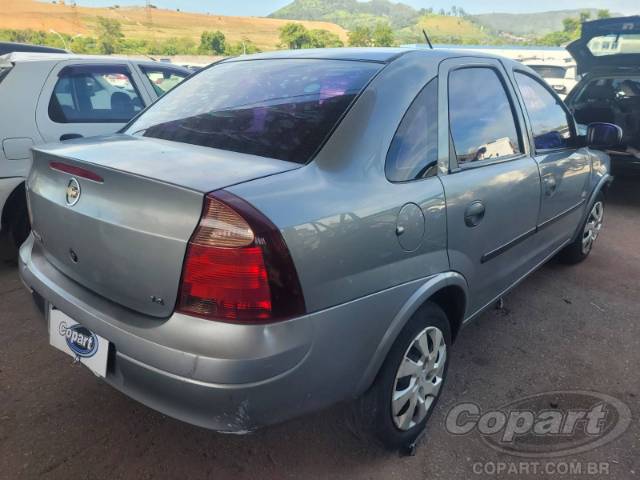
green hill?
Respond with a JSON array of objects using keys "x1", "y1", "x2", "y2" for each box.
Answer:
[
  {"x1": 268, "y1": 0, "x2": 419, "y2": 29},
  {"x1": 471, "y1": 9, "x2": 603, "y2": 36},
  {"x1": 396, "y1": 15, "x2": 494, "y2": 45},
  {"x1": 270, "y1": 0, "x2": 501, "y2": 45},
  {"x1": 268, "y1": 1, "x2": 612, "y2": 46}
]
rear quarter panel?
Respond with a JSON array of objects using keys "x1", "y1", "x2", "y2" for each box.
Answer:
[{"x1": 228, "y1": 51, "x2": 452, "y2": 314}]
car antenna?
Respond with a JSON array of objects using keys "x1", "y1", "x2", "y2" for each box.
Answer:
[{"x1": 422, "y1": 29, "x2": 434, "y2": 49}]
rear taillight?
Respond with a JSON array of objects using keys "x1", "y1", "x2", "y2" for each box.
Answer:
[{"x1": 177, "y1": 190, "x2": 305, "y2": 323}]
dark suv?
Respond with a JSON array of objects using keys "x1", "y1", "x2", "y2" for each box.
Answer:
[{"x1": 566, "y1": 16, "x2": 640, "y2": 174}]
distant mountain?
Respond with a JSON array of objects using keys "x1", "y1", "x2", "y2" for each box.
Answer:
[
  {"x1": 472, "y1": 9, "x2": 603, "y2": 36},
  {"x1": 269, "y1": 2, "x2": 614, "y2": 46},
  {"x1": 268, "y1": 0, "x2": 419, "y2": 30}
]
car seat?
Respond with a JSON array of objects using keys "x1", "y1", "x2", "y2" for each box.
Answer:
[{"x1": 111, "y1": 91, "x2": 135, "y2": 119}]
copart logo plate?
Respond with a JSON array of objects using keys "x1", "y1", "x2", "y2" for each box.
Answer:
[{"x1": 58, "y1": 321, "x2": 99, "y2": 358}]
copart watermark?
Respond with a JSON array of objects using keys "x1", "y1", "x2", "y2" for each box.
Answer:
[
  {"x1": 471, "y1": 461, "x2": 610, "y2": 476},
  {"x1": 445, "y1": 390, "x2": 632, "y2": 458}
]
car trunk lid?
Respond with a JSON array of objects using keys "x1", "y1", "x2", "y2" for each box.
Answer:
[
  {"x1": 28, "y1": 134, "x2": 300, "y2": 317},
  {"x1": 568, "y1": 16, "x2": 640, "y2": 76}
]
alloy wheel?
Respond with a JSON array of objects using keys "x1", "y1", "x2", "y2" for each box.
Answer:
[
  {"x1": 391, "y1": 326, "x2": 447, "y2": 431},
  {"x1": 582, "y1": 201, "x2": 604, "y2": 255}
]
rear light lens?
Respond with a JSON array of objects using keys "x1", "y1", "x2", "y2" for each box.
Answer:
[
  {"x1": 49, "y1": 161, "x2": 104, "y2": 183},
  {"x1": 177, "y1": 190, "x2": 305, "y2": 323}
]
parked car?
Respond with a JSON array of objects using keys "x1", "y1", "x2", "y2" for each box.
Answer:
[
  {"x1": 0, "y1": 41, "x2": 67, "y2": 56},
  {"x1": 19, "y1": 48, "x2": 617, "y2": 450},
  {"x1": 0, "y1": 53, "x2": 190, "y2": 252},
  {"x1": 523, "y1": 61, "x2": 577, "y2": 99},
  {"x1": 566, "y1": 15, "x2": 640, "y2": 173}
]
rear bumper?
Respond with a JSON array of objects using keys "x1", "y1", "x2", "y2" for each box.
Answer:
[
  {"x1": 19, "y1": 235, "x2": 315, "y2": 432},
  {"x1": 18, "y1": 235, "x2": 426, "y2": 432}
]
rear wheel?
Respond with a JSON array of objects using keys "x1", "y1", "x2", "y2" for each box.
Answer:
[
  {"x1": 559, "y1": 195, "x2": 604, "y2": 264},
  {"x1": 353, "y1": 302, "x2": 451, "y2": 450}
]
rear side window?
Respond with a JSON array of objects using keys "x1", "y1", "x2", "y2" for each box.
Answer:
[
  {"x1": 386, "y1": 78, "x2": 438, "y2": 182},
  {"x1": 139, "y1": 65, "x2": 189, "y2": 96},
  {"x1": 49, "y1": 64, "x2": 144, "y2": 123},
  {"x1": 449, "y1": 67, "x2": 521, "y2": 165},
  {"x1": 125, "y1": 59, "x2": 382, "y2": 164},
  {"x1": 514, "y1": 72, "x2": 572, "y2": 150}
]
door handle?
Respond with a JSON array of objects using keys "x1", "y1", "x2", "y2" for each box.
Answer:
[
  {"x1": 60, "y1": 133, "x2": 83, "y2": 141},
  {"x1": 543, "y1": 175, "x2": 557, "y2": 196},
  {"x1": 464, "y1": 201, "x2": 486, "y2": 227}
]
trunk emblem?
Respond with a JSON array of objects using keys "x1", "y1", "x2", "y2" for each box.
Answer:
[{"x1": 66, "y1": 178, "x2": 81, "y2": 206}]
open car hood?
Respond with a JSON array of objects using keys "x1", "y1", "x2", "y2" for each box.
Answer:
[{"x1": 568, "y1": 16, "x2": 640, "y2": 75}]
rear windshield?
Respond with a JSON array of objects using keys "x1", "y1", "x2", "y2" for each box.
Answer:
[
  {"x1": 125, "y1": 59, "x2": 382, "y2": 163},
  {"x1": 587, "y1": 34, "x2": 640, "y2": 56},
  {"x1": 528, "y1": 65, "x2": 567, "y2": 79}
]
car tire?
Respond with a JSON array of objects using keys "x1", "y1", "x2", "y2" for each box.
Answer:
[
  {"x1": 558, "y1": 194, "x2": 605, "y2": 265},
  {"x1": 9, "y1": 198, "x2": 30, "y2": 250},
  {"x1": 351, "y1": 302, "x2": 451, "y2": 451}
]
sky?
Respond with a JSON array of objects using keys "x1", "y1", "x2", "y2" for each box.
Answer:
[{"x1": 72, "y1": 0, "x2": 640, "y2": 16}]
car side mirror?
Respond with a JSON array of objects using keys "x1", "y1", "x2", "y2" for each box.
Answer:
[{"x1": 587, "y1": 122, "x2": 623, "y2": 149}]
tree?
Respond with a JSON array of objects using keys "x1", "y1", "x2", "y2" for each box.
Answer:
[
  {"x1": 562, "y1": 17, "x2": 579, "y2": 35},
  {"x1": 348, "y1": 26, "x2": 372, "y2": 47},
  {"x1": 372, "y1": 22, "x2": 394, "y2": 47},
  {"x1": 95, "y1": 16, "x2": 123, "y2": 54},
  {"x1": 308, "y1": 29, "x2": 343, "y2": 48},
  {"x1": 225, "y1": 38, "x2": 261, "y2": 55},
  {"x1": 70, "y1": 35, "x2": 98, "y2": 54},
  {"x1": 597, "y1": 9, "x2": 611, "y2": 19},
  {"x1": 537, "y1": 11, "x2": 591, "y2": 46},
  {"x1": 199, "y1": 30, "x2": 226, "y2": 54},
  {"x1": 279, "y1": 22, "x2": 311, "y2": 49}
]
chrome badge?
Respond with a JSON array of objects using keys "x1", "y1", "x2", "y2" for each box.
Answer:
[{"x1": 66, "y1": 178, "x2": 81, "y2": 206}]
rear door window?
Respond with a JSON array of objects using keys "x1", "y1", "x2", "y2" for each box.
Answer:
[
  {"x1": 125, "y1": 59, "x2": 382, "y2": 164},
  {"x1": 386, "y1": 78, "x2": 438, "y2": 181},
  {"x1": 49, "y1": 65, "x2": 144, "y2": 123},
  {"x1": 139, "y1": 65, "x2": 189, "y2": 96},
  {"x1": 514, "y1": 72, "x2": 573, "y2": 150},
  {"x1": 448, "y1": 67, "x2": 522, "y2": 165}
]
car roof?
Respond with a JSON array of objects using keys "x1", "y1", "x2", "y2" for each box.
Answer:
[
  {"x1": 0, "y1": 52, "x2": 191, "y2": 72},
  {"x1": 1, "y1": 52, "x2": 135, "y2": 63},
  {"x1": 0, "y1": 41, "x2": 67, "y2": 55},
  {"x1": 222, "y1": 47, "x2": 527, "y2": 67},
  {"x1": 223, "y1": 47, "x2": 410, "y2": 63}
]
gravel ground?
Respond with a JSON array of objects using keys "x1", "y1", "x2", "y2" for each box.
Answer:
[{"x1": 0, "y1": 176, "x2": 638, "y2": 480}]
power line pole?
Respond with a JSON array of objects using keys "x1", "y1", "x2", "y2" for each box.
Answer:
[
  {"x1": 146, "y1": 0, "x2": 155, "y2": 43},
  {"x1": 71, "y1": 1, "x2": 81, "y2": 32}
]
